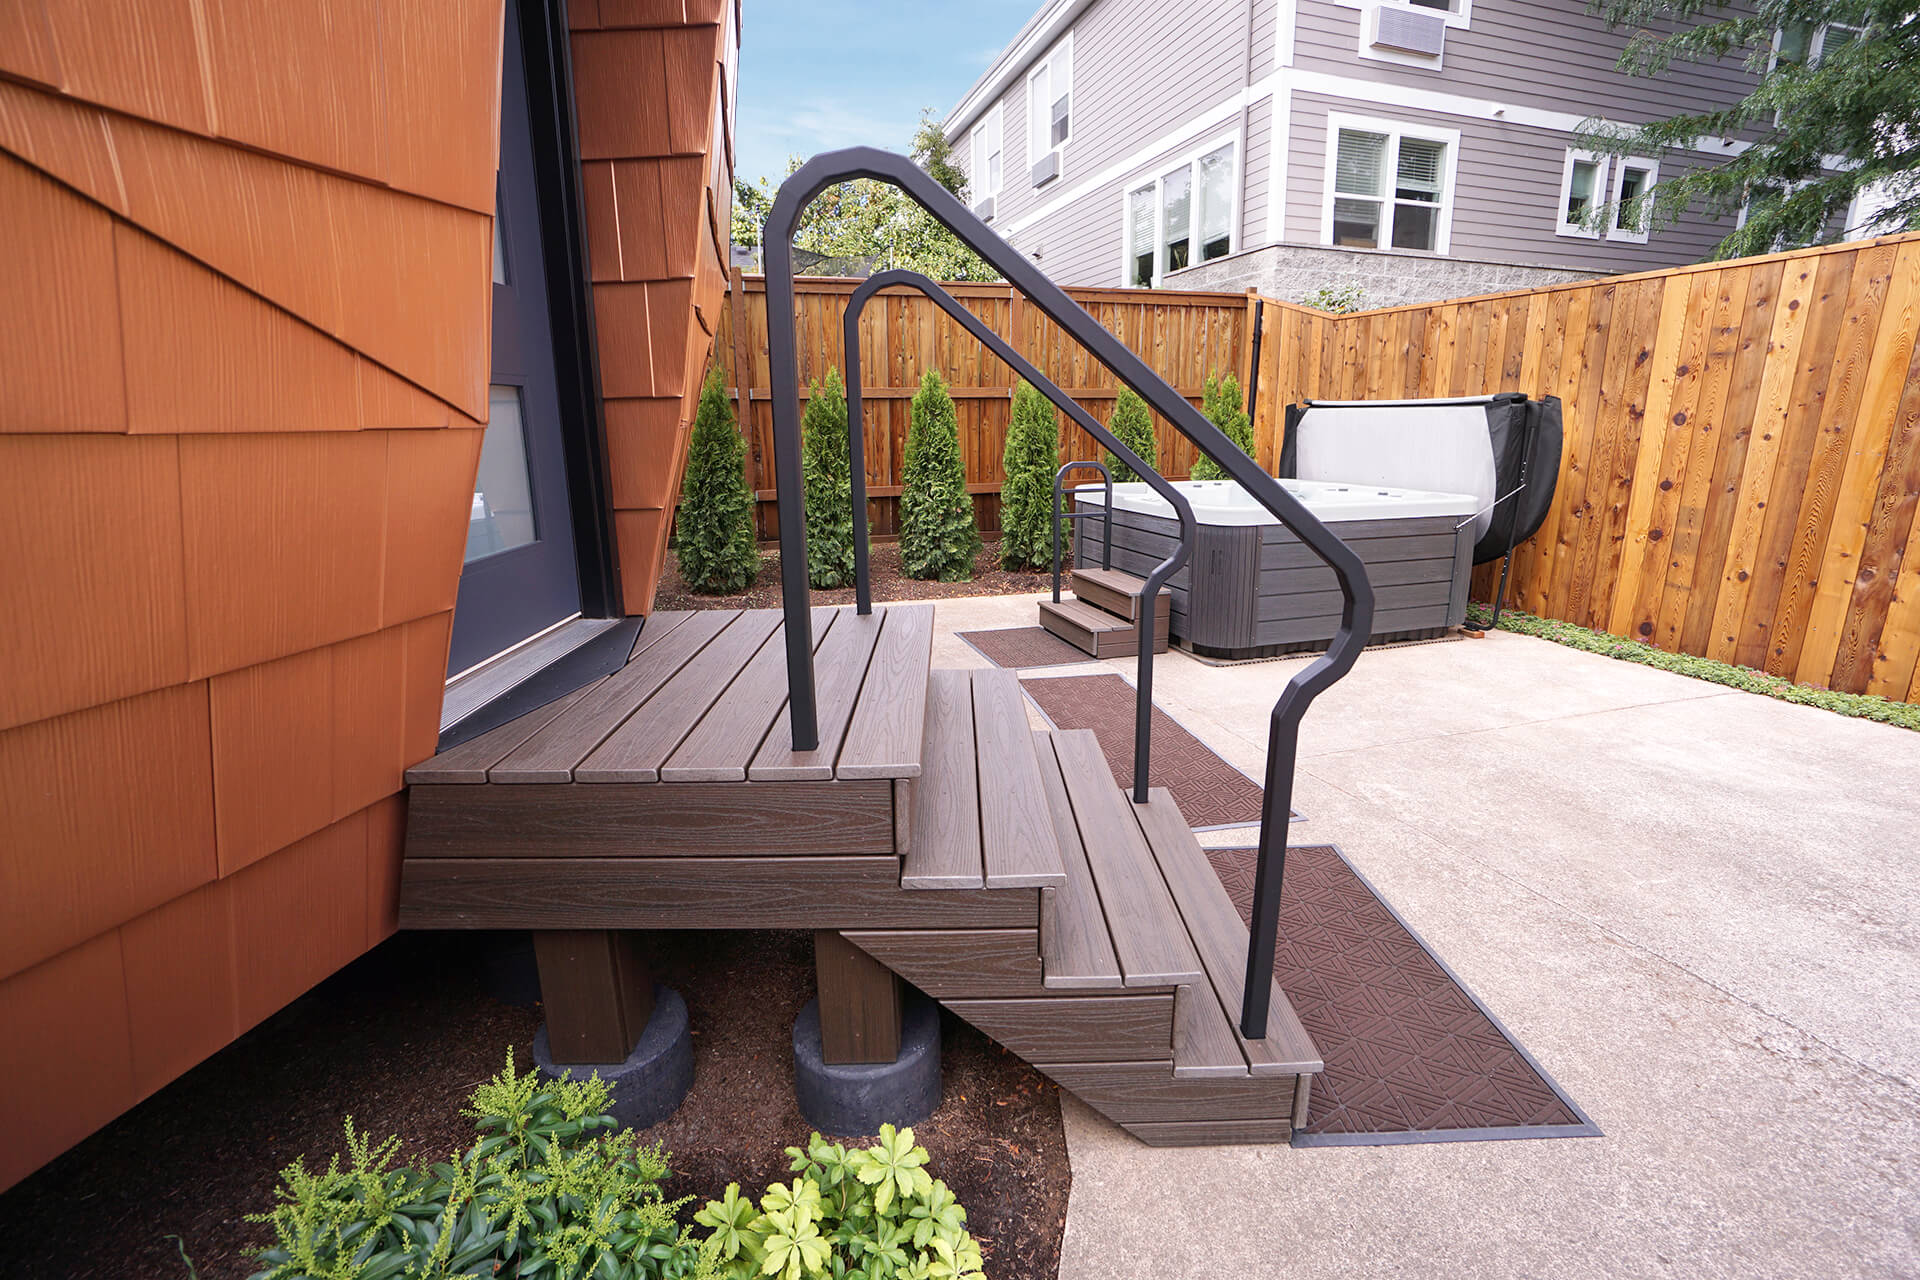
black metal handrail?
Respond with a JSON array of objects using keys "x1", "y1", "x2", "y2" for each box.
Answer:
[
  {"x1": 1051, "y1": 461, "x2": 1112, "y2": 604},
  {"x1": 836, "y1": 269, "x2": 1194, "y2": 804},
  {"x1": 762, "y1": 148, "x2": 1375, "y2": 1039}
]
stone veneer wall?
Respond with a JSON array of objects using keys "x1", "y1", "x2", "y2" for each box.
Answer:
[{"x1": 1170, "y1": 243, "x2": 1603, "y2": 309}]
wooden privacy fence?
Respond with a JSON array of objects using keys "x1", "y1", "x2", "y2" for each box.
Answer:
[
  {"x1": 714, "y1": 271, "x2": 1254, "y2": 538},
  {"x1": 1242, "y1": 232, "x2": 1920, "y2": 702}
]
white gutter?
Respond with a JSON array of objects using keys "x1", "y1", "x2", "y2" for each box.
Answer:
[{"x1": 944, "y1": 0, "x2": 1098, "y2": 138}]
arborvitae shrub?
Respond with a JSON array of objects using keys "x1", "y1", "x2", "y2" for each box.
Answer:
[
  {"x1": 1103, "y1": 387, "x2": 1158, "y2": 483},
  {"x1": 898, "y1": 369, "x2": 979, "y2": 581},
  {"x1": 802, "y1": 366, "x2": 856, "y2": 589},
  {"x1": 675, "y1": 365, "x2": 759, "y2": 593},
  {"x1": 1190, "y1": 372, "x2": 1254, "y2": 482},
  {"x1": 999, "y1": 380, "x2": 1060, "y2": 571}
]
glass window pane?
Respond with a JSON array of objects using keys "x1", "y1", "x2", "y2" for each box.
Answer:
[
  {"x1": 467, "y1": 385, "x2": 537, "y2": 562},
  {"x1": 1129, "y1": 186, "x2": 1155, "y2": 284},
  {"x1": 1776, "y1": 21, "x2": 1813, "y2": 67},
  {"x1": 1395, "y1": 138, "x2": 1444, "y2": 202},
  {"x1": 1197, "y1": 145, "x2": 1232, "y2": 260},
  {"x1": 1334, "y1": 130, "x2": 1386, "y2": 196},
  {"x1": 1616, "y1": 166, "x2": 1648, "y2": 229},
  {"x1": 1567, "y1": 159, "x2": 1599, "y2": 221},
  {"x1": 1051, "y1": 94, "x2": 1070, "y2": 147},
  {"x1": 1391, "y1": 202, "x2": 1437, "y2": 250},
  {"x1": 1332, "y1": 196, "x2": 1381, "y2": 247},
  {"x1": 1029, "y1": 65, "x2": 1049, "y2": 156},
  {"x1": 1408, "y1": 0, "x2": 1451, "y2": 9},
  {"x1": 1162, "y1": 164, "x2": 1191, "y2": 272},
  {"x1": 492, "y1": 185, "x2": 508, "y2": 285}
]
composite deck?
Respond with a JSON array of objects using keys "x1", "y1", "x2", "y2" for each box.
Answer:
[{"x1": 399, "y1": 604, "x2": 1321, "y2": 1144}]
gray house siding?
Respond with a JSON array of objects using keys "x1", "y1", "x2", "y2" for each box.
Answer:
[
  {"x1": 1290, "y1": 1, "x2": 1758, "y2": 126},
  {"x1": 1242, "y1": 103, "x2": 1271, "y2": 249},
  {"x1": 1286, "y1": 91, "x2": 1737, "y2": 272}
]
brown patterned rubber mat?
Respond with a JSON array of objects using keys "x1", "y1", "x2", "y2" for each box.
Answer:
[
  {"x1": 1207, "y1": 844, "x2": 1598, "y2": 1145},
  {"x1": 958, "y1": 626, "x2": 1097, "y2": 670},
  {"x1": 1020, "y1": 673, "x2": 1272, "y2": 828}
]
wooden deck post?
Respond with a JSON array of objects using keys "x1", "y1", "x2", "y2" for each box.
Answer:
[
  {"x1": 814, "y1": 930, "x2": 902, "y2": 1064},
  {"x1": 533, "y1": 930, "x2": 656, "y2": 1064}
]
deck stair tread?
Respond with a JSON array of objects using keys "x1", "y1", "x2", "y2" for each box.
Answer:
[
  {"x1": 1071, "y1": 568, "x2": 1171, "y2": 624},
  {"x1": 573, "y1": 611, "x2": 784, "y2": 782},
  {"x1": 657, "y1": 607, "x2": 841, "y2": 782},
  {"x1": 1032, "y1": 731, "x2": 1124, "y2": 990},
  {"x1": 1038, "y1": 596, "x2": 1170, "y2": 659},
  {"x1": 1132, "y1": 790, "x2": 1323, "y2": 1077},
  {"x1": 903, "y1": 670, "x2": 983, "y2": 889},
  {"x1": 904, "y1": 670, "x2": 1066, "y2": 891},
  {"x1": 1045, "y1": 730, "x2": 1202, "y2": 988},
  {"x1": 488, "y1": 610, "x2": 738, "y2": 782}
]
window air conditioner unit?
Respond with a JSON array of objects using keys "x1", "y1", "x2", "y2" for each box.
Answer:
[
  {"x1": 1369, "y1": 4, "x2": 1446, "y2": 56},
  {"x1": 973, "y1": 195, "x2": 995, "y2": 222}
]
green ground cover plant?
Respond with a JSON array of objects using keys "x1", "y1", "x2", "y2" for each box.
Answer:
[
  {"x1": 998, "y1": 381, "x2": 1060, "y2": 571},
  {"x1": 1102, "y1": 388, "x2": 1157, "y2": 484},
  {"x1": 1465, "y1": 603, "x2": 1919, "y2": 731},
  {"x1": 676, "y1": 366, "x2": 759, "y2": 595},
  {"x1": 247, "y1": 1053, "x2": 702, "y2": 1280},
  {"x1": 802, "y1": 367, "x2": 856, "y2": 589},
  {"x1": 695, "y1": 1126, "x2": 983, "y2": 1280},
  {"x1": 899, "y1": 370, "x2": 979, "y2": 581},
  {"x1": 1189, "y1": 372, "x2": 1254, "y2": 483}
]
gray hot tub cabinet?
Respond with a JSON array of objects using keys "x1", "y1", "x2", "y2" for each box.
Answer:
[{"x1": 1073, "y1": 503, "x2": 1474, "y2": 659}]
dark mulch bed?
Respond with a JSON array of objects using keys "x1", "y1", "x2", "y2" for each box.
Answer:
[
  {"x1": 1206, "y1": 845, "x2": 1596, "y2": 1145},
  {"x1": 653, "y1": 539, "x2": 1063, "y2": 613},
  {"x1": 0, "y1": 931, "x2": 1068, "y2": 1280}
]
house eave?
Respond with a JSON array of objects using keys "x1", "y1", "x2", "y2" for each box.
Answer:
[{"x1": 943, "y1": 0, "x2": 1096, "y2": 139}]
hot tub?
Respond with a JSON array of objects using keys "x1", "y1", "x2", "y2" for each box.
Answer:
[{"x1": 1069, "y1": 478, "x2": 1478, "y2": 659}]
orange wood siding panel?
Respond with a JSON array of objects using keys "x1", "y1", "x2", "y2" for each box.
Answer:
[
  {"x1": 0, "y1": 0, "x2": 506, "y2": 1190},
  {"x1": 572, "y1": 1, "x2": 735, "y2": 613},
  {"x1": 0, "y1": 683, "x2": 216, "y2": 981}
]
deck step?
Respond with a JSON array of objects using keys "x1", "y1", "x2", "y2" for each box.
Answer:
[
  {"x1": 1071, "y1": 567, "x2": 1171, "y2": 625},
  {"x1": 1038, "y1": 597, "x2": 1170, "y2": 659},
  {"x1": 1132, "y1": 791, "x2": 1322, "y2": 1079},
  {"x1": 902, "y1": 669, "x2": 1066, "y2": 891}
]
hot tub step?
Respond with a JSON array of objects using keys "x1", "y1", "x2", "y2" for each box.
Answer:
[
  {"x1": 1039, "y1": 597, "x2": 1170, "y2": 659},
  {"x1": 1071, "y1": 568, "x2": 1171, "y2": 625}
]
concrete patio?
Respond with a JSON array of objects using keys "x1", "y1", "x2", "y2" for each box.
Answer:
[{"x1": 931, "y1": 593, "x2": 1920, "y2": 1280}]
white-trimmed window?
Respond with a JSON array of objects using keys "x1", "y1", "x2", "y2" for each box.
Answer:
[
  {"x1": 1558, "y1": 150, "x2": 1659, "y2": 242},
  {"x1": 1556, "y1": 149, "x2": 1607, "y2": 238},
  {"x1": 1609, "y1": 157, "x2": 1657, "y2": 243},
  {"x1": 1122, "y1": 139, "x2": 1237, "y2": 287},
  {"x1": 1322, "y1": 116, "x2": 1456, "y2": 254},
  {"x1": 970, "y1": 106, "x2": 1002, "y2": 203},
  {"x1": 1027, "y1": 34, "x2": 1072, "y2": 181},
  {"x1": 1329, "y1": 0, "x2": 1472, "y2": 29},
  {"x1": 1772, "y1": 19, "x2": 1864, "y2": 71}
]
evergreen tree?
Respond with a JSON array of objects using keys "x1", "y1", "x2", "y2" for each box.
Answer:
[
  {"x1": 674, "y1": 365, "x2": 759, "y2": 593},
  {"x1": 899, "y1": 369, "x2": 979, "y2": 581},
  {"x1": 1103, "y1": 388, "x2": 1159, "y2": 483},
  {"x1": 1190, "y1": 373, "x2": 1254, "y2": 482},
  {"x1": 802, "y1": 367, "x2": 856, "y2": 589},
  {"x1": 999, "y1": 381, "x2": 1061, "y2": 571},
  {"x1": 1580, "y1": 1, "x2": 1920, "y2": 258}
]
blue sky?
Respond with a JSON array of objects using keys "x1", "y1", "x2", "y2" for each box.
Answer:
[{"x1": 734, "y1": 0, "x2": 1039, "y2": 188}]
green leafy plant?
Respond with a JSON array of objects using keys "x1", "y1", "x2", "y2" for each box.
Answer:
[
  {"x1": 676, "y1": 365, "x2": 760, "y2": 595},
  {"x1": 802, "y1": 367, "x2": 856, "y2": 589},
  {"x1": 1464, "y1": 603, "x2": 1920, "y2": 731},
  {"x1": 898, "y1": 370, "x2": 980, "y2": 581},
  {"x1": 247, "y1": 1051, "x2": 710, "y2": 1280},
  {"x1": 1301, "y1": 282, "x2": 1367, "y2": 314},
  {"x1": 998, "y1": 381, "x2": 1061, "y2": 571},
  {"x1": 1102, "y1": 388, "x2": 1158, "y2": 484},
  {"x1": 694, "y1": 1127, "x2": 982, "y2": 1280},
  {"x1": 1189, "y1": 372, "x2": 1254, "y2": 482}
]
